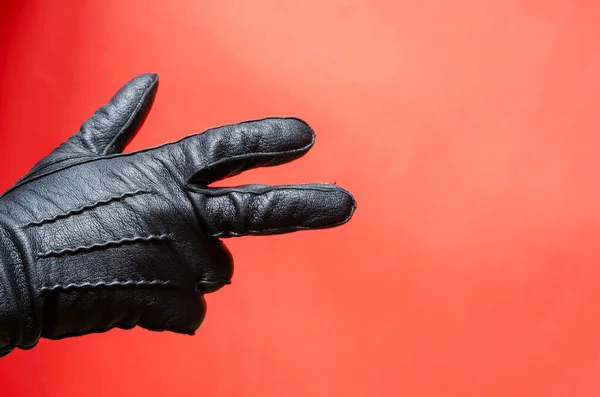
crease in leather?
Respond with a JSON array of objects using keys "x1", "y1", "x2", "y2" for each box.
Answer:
[{"x1": 206, "y1": 210, "x2": 356, "y2": 238}]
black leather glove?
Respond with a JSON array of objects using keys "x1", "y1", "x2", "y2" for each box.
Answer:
[{"x1": 0, "y1": 74, "x2": 355, "y2": 357}]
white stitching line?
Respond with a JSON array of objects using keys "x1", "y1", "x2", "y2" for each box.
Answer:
[
  {"x1": 37, "y1": 234, "x2": 172, "y2": 258},
  {"x1": 25, "y1": 189, "x2": 151, "y2": 227},
  {"x1": 40, "y1": 280, "x2": 171, "y2": 291}
]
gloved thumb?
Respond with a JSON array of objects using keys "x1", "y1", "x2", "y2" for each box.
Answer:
[
  {"x1": 65, "y1": 73, "x2": 158, "y2": 156},
  {"x1": 3, "y1": 74, "x2": 159, "y2": 195}
]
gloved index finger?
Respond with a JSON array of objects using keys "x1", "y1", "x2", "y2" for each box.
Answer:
[
  {"x1": 154, "y1": 118, "x2": 316, "y2": 184},
  {"x1": 188, "y1": 183, "x2": 356, "y2": 237}
]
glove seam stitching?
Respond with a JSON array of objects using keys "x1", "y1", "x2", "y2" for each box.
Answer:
[
  {"x1": 40, "y1": 279, "x2": 171, "y2": 291},
  {"x1": 24, "y1": 189, "x2": 151, "y2": 227},
  {"x1": 188, "y1": 184, "x2": 345, "y2": 196},
  {"x1": 3, "y1": 154, "x2": 96, "y2": 197},
  {"x1": 37, "y1": 234, "x2": 172, "y2": 258}
]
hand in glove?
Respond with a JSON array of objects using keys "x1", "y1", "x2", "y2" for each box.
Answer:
[{"x1": 0, "y1": 74, "x2": 355, "y2": 357}]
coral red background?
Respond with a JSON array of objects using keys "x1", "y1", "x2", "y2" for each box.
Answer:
[{"x1": 2, "y1": 0, "x2": 600, "y2": 396}]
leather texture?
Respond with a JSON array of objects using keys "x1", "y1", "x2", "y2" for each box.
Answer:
[{"x1": 0, "y1": 74, "x2": 356, "y2": 357}]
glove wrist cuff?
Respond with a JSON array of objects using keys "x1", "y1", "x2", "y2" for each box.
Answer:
[{"x1": 0, "y1": 220, "x2": 39, "y2": 355}]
